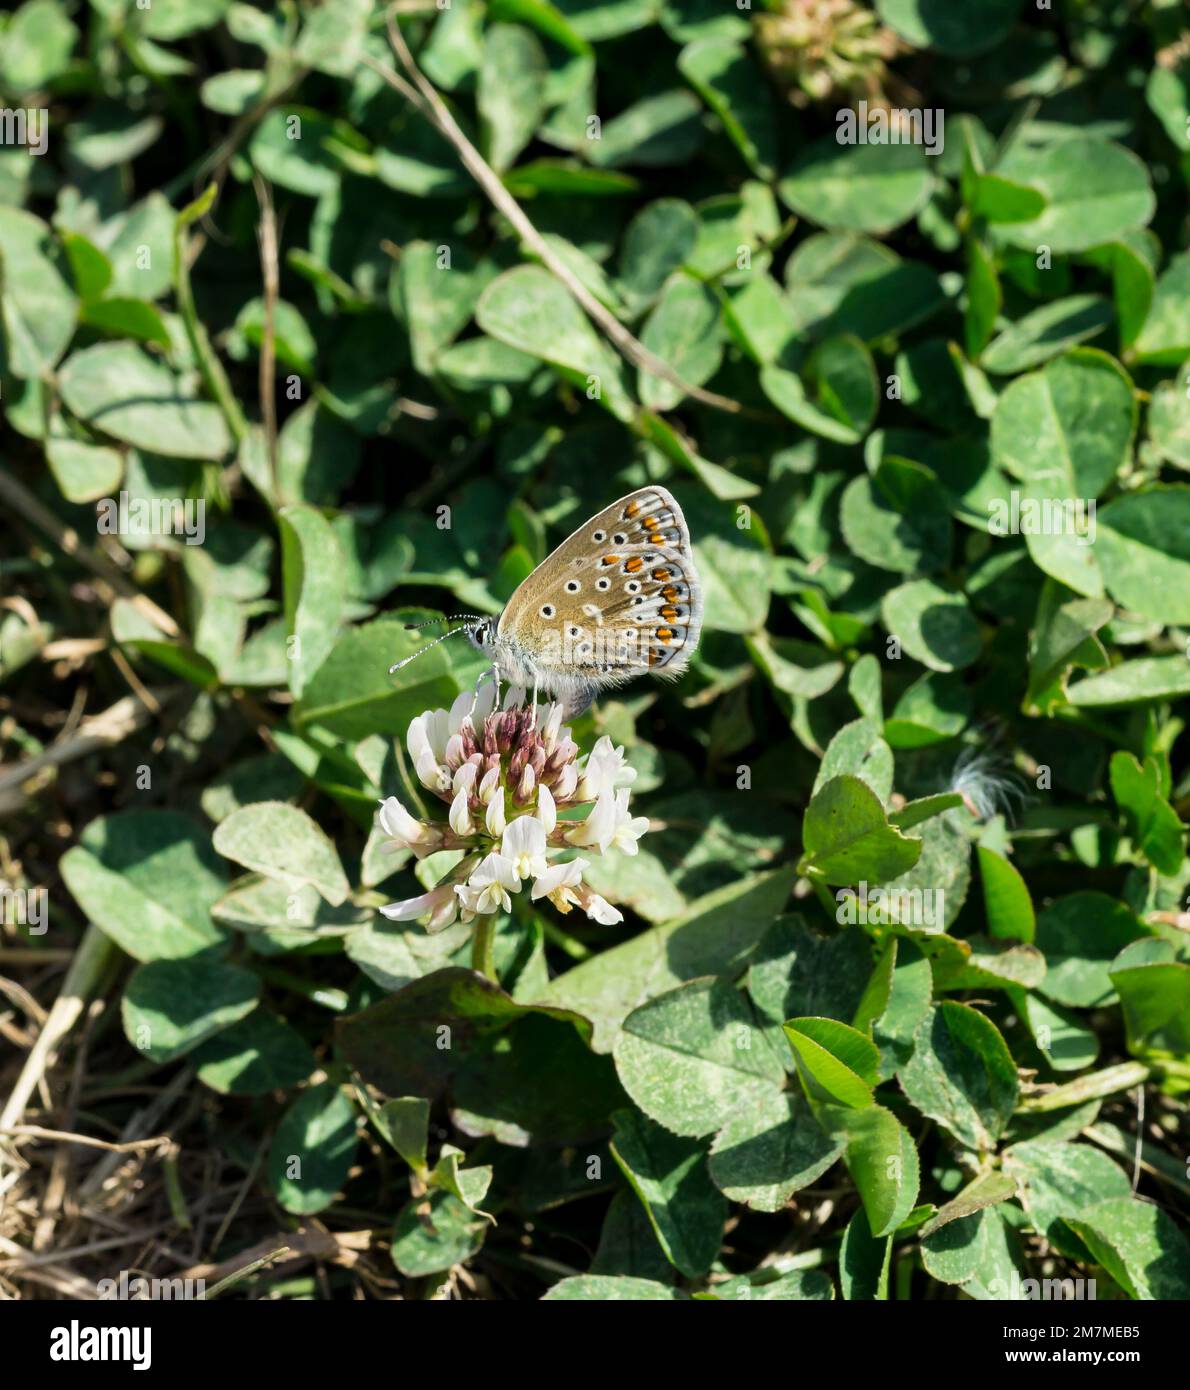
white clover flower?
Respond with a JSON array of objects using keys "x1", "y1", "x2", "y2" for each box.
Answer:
[
  {"x1": 378, "y1": 696, "x2": 648, "y2": 942},
  {"x1": 454, "y1": 852, "x2": 519, "y2": 916},
  {"x1": 379, "y1": 881, "x2": 458, "y2": 932},
  {"x1": 502, "y1": 814, "x2": 548, "y2": 883},
  {"x1": 531, "y1": 858, "x2": 586, "y2": 912},
  {"x1": 577, "y1": 735, "x2": 637, "y2": 802},
  {"x1": 377, "y1": 795, "x2": 442, "y2": 860}
]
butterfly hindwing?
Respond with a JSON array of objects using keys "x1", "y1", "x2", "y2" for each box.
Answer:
[{"x1": 496, "y1": 486, "x2": 703, "y2": 685}]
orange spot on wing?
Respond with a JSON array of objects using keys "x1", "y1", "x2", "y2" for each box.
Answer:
[
  {"x1": 656, "y1": 627, "x2": 674, "y2": 643},
  {"x1": 624, "y1": 500, "x2": 640, "y2": 518},
  {"x1": 625, "y1": 557, "x2": 643, "y2": 573},
  {"x1": 662, "y1": 585, "x2": 679, "y2": 602},
  {"x1": 661, "y1": 606, "x2": 679, "y2": 620},
  {"x1": 642, "y1": 516, "x2": 660, "y2": 531},
  {"x1": 652, "y1": 568, "x2": 671, "y2": 581},
  {"x1": 601, "y1": 554, "x2": 620, "y2": 566}
]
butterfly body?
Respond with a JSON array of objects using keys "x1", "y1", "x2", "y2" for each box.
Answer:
[{"x1": 468, "y1": 485, "x2": 703, "y2": 714}]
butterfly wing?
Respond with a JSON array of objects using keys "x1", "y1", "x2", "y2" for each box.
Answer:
[{"x1": 497, "y1": 486, "x2": 703, "y2": 688}]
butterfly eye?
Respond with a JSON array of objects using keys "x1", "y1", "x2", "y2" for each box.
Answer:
[
  {"x1": 540, "y1": 604, "x2": 555, "y2": 618},
  {"x1": 565, "y1": 580, "x2": 580, "y2": 593},
  {"x1": 592, "y1": 530, "x2": 606, "y2": 543}
]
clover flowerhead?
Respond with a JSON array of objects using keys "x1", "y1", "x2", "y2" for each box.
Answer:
[{"x1": 378, "y1": 688, "x2": 647, "y2": 939}]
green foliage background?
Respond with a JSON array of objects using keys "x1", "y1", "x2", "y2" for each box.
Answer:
[{"x1": 2, "y1": 0, "x2": 1190, "y2": 1301}]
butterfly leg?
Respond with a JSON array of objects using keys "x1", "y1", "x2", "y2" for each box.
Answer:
[{"x1": 529, "y1": 675, "x2": 539, "y2": 729}]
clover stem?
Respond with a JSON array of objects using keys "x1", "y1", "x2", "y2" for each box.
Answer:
[{"x1": 472, "y1": 916, "x2": 498, "y2": 983}]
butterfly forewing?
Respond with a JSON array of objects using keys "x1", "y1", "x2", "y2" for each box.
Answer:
[{"x1": 497, "y1": 486, "x2": 703, "y2": 686}]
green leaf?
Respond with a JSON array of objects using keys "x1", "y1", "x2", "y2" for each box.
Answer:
[
  {"x1": 612, "y1": 977, "x2": 786, "y2": 1137},
  {"x1": 610, "y1": 1108, "x2": 726, "y2": 1277},
  {"x1": 58, "y1": 341, "x2": 232, "y2": 460},
  {"x1": 478, "y1": 23, "x2": 548, "y2": 171},
  {"x1": 1109, "y1": 959, "x2": 1190, "y2": 1057},
  {"x1": 677, "y1": 39, "x2": 776, "y2": 179},
  {"x1": 1068, "y1": 656, "x2": 1190, "y2": 707},
  {"x1": 192, "y1": 1009, "x2": 317, "y2": 1094},
  {"x1": 1025, "y1": 587, "x2": 1112, "y2": 714},
  {"x1": 852, "y1": 935, "x2": 933, "y2": 1080},
  {"x1": 1110, "y1": 751, "x2": 1185, "y2": 875},
  {"x1": 990, "y1": 349, "x2": 1134, "y2": 594},
  {"x1": 475, "y1": 265, "x2": 633, "y2": 419},
  {"x1": 588, "y1": 90, "x2": 705, "y2": 169},
  {"x1": 800, "y1": 775, "x2": 923, "y2": 886},
  {"x1": 543, "y1": 1276, "x2": 686, "y2": 1301},
  {"x1": 881, "y1": 579, "x2": 981, "y2": 672},
  {"x1": 762, "y1": 334, "x2": 878, "y2": 444},
  {"x1": 294, "y1": 613, "x2": 474, "y2": 742},
  {"x1": 919, "y1": 1170, "x2": 1017, "y2": 1238},
  {"x1": 249, "y1": 107, "x2": 344, "y2": 196},
  {"x1": 1146, "y1": 360, "x2": 1190, "y2": 470},
  {"x1": 995, "y1": 137, "x2": 1155, "y2": 255},
  {"x1": 1063, "y1": 1197, "x2": 1190, "y2": 1300},
  {"x1": 900, "y1": 1002, "x2": 1019, "y2": 1151},
  {"x1": 1096, "y1": 487, "x2": 1190, "y2": 626},
  {"x1": 704, "y1": 1269, "x2": 834, "y2": 1301},
  {"x1": 1003, "y1": 1141, "x2": 1131, "y2": 1253},
  {"x1": 921, "y1": 1206, "x2": 1025, "y2": 1297},
  {"x1": 836, "y1": 1102, "x2": 920, "y2": 1238},
  {"x1": 279, "y1": 504, "x2": 346, "y2": 698},
  {"x1": 213, "y1": 802, "x2": 351, "y2": 906},
  {"x1": 121, "y1": 957, "x2": 259, "y2": 1063},
  {"x1": 60, "y1": 812, "x2": 228, "y2": 961},
  {"x1": 1134, "y1": 251, "x2": 1190, "y2": 366},
  {"x1": 977, "y1": 845, "x2": 1035, "y2": 942},
  {"x1": 1, "y1": 0, "x2": 78, "y2": 90},
  {"x1": 785, "y1": 1016, "x2": 879, "y2": 1108},
  {"x1": 707, "y1": 1088, "x2": 842, "y2": 1212},
  {"x1": 638, "y1": 275, "x2": 723, "y2": 410},
  {"x1": 778, "y1": 139, "x2": 932, "y2": 236},
  {"x1": 616, "y1": 198, "x2": 700, "y2": 312},
  {"x1": 965, "y1": 238, "x2": 1000, "y2": 358},
  {"x1": 1035, "y1": 892, "x2": 1148, "y2": 1008},
  {"x1": 429, "y1": 1145, "x2": 495, "y2": 1221},
  {"x1": 364, "y1": 1095, "x2": 431, "y2": 1173},
  {"x1": 747, "y1": 915, "x2": 874, "y2": 1030},
  {"x1": 840, "y1": 1205, "x2": 892, "y2": 1300},
  {"x1": 981, "y1": 295, "x2": 1113, "y2": 376},
  {"x1": 267, "y1": 1083, "x2": 358, "y2": 1216},
  {"x1": 839, "y1": 463, "x2": 951, "y2": 575},
  {"x1": 0, "y1": 205, "x2": 78, "y2": 378},
  {"x1": 877, "y1": 0, "x2": 1021, "y2": 56}
]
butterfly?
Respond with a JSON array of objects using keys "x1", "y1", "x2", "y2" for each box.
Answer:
[{"x1": 392, "y1": 486, "x2": 703, "y2": 716}]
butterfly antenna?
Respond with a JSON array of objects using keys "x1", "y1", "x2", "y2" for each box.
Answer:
[
  {"x1": 402, "y1": 613, "x2": 486, "y2": 632},
  {"x1": 389, "y1": 624, "x2": 476, "y2": 674}
]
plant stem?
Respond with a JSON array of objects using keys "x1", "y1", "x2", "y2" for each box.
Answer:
[
  {"x1": 173, "y1": 184, "x2": 250, "y2": 447},
  {"x1": 472, "y1": 917, "x2": 498, "y2": 983}
]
